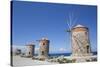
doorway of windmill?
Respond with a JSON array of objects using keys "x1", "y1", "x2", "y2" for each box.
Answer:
[
  {"x1": 42, "y1": 51, "x2": 44, "y2": 55},
  {"x1": 86, "y1": 45, "x2": 89, "y2": 53}
]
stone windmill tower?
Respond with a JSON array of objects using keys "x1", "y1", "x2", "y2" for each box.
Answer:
[
  {"x1": 38, "y1": 37, "x2": 50, "y2": 60},
  {"x1": 26, "y1": 43, "x2": 35, "y2": 57},
  {"x1": 71, "y1": 24, "x2": 92, "y2": 57},
  {"x1": 65, "y1": 13, "x2": 92, "y2": 57}
]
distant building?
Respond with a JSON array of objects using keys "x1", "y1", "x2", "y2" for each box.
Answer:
[
  {"x1": 26, "y1": 44, "x2": 35, "y2": 57},
  {"x1": 38, "y1": 37, "x2": 49, "y2": 60},
  {"x1": 14, "y1": 48, "x2": 21, "y2": 55},
  {"x1": 71, "y1": 24, "x2": 92, "y2": 57}
]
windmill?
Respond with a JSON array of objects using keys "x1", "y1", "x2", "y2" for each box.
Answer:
[
  {"x1": 25, "y1": 41, "x2": 35, "y2": 57},
  {"x1": 36, "y1": 37, "x2": 50, "y2": 60},
  {"x1": 65, "y1": 12, "x2": 91, "y2": 57}
]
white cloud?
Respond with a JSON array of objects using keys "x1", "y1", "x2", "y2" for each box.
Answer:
[
  {"x1": 58, "y1": 47, "x2": 72, "y2": 53},
  {"x1": 59, "y1": 48, "x2": 67, "y2": 52},
  {"x1": 35, "y1": 48, "x2": 39, "y2": 51},
  {"x1": 12, "y1": 45, "x2": 26, "y2": 49},
  {"x1": 49, "y1": 47, "x2": 56, "y2": 51},
  {"x1": 12, "y1": 45, "x2": 26, "y2": 52}
]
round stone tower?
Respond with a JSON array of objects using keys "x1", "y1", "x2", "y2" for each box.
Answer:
[
  {"x1": 71, "y1": 24, "x2": 92, "y2": 57},
  {"x1": 38, "y1": 37, "x2": 49, "y2": 60},
  {"x1": 26, "y1": 44, "x2": 35, "y2": 57}
]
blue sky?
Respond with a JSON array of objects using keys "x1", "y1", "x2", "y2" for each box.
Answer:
[{"x1": 12, "y1": 1, "x2": 97, "y2": 53}]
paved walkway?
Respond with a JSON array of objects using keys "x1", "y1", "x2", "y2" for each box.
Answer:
[{"x1": 13, "y1": 56, "x2": 55, "y2": 66}]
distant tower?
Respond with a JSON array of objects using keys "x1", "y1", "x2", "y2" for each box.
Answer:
[
  {"x1": 26, "y1": 43, "x2": 35, "y2": 57},
  {"x1": 15, "y1": 48, "x2": 21, "y2": 55},
  {"x1": 71, "y1": 24, "x2": 92, "y2": 57},
  {"x1": 38, "y1": 37, "x2": 49, "y2": 59}
]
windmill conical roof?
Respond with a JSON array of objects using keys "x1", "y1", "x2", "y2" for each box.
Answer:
[
  {"x1": 74, "y1": 24, "x2": 85, "y2": 28},
  {"x1": 41, "y1": 37, "x2": 48, "y2": 40}
]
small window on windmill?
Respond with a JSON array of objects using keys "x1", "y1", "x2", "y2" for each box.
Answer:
[
  {"x1": 86, "y1": 45, "x2": 89, "y2": 53},
  {"x1": 29, "y1": 52, "x2": 30, "y2": 54},
  {"x1": 85, "y1": 31, "x2": 87, "y2": 35},
  {"x1": 43, "y1": 43, "x2": 45, "y2": 46}
]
